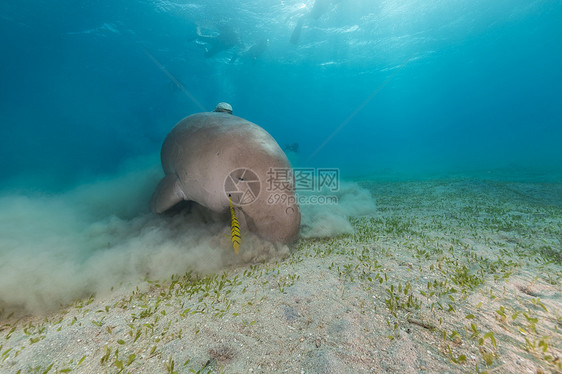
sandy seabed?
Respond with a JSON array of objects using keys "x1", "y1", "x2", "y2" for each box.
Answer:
[{"x1": 1, "y1": 179, "x2": 561, "y2": 374}]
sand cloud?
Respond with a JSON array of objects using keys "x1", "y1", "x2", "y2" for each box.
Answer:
[{"x1": 0, "y1": 158, "x2": 375, "y2": 313}]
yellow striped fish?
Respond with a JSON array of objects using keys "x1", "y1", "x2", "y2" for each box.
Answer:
[{"x1": 229, "y1": 195, "x2": 241, "y2": 253}]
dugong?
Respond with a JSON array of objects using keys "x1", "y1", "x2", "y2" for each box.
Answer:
[{"x1": 150, "y1": 108, "x2": 301, "y2": 244}]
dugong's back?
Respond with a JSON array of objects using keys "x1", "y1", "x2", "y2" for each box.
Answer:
[
  {"x1": 151, "y1": 111, "x2": 301, "y2": 243},
  {"x1": 161, "y1": 113, "x2": 282, "y2": 180}
]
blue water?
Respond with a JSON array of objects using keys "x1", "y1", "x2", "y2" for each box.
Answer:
[{"x1": 1, "y1": 0, "x2": 561, "y2": 189}]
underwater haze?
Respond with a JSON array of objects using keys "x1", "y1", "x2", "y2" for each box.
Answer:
[
  {"x1": 0, "y1": 0, "x2": 561, "y2": 312},
  {"x1": 1, "y1": 0, "x2": 561, "y2": 185}
]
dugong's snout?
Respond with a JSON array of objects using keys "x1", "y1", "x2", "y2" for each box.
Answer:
[
  {"x1": 251, "y1": 201, "x2": 301, "y2": 243},
  {"x1": 281, "y1": 203, "x2": 301, "y2": 243}
]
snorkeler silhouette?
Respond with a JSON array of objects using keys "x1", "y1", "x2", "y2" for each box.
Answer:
[
  {"x1": 230, "y1": 37, "x2": 270, "y2": 63},
  {"x1": 290, "y1": 0, "x2": 340, "y2": 44},
  {"x1": 196, "y1": 22, "x2": 242, "y2": 58}
]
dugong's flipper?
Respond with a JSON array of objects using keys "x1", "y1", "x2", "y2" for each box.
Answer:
[{"x1": 150, "y1": 175, "x2": 186, "y2": 213}]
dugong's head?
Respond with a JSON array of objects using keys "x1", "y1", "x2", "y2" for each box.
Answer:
[{"x1": 225, "y1": 165, "x2": 301, "y2": 244}]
